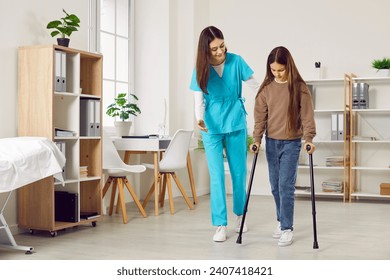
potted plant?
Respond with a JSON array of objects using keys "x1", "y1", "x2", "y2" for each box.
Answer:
[
  {"x1": 371, "y1": 57, "x2": 390, "y2": 77},
  {"x1": 106, "y1": 93, "x2": 141, "y2": 136},
  {"x1": 47, "y1": 9, "x2": 80, "y2": 47}
]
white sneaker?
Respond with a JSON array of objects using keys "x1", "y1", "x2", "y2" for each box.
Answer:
[
  {"x1": 213, "y1": 226, "x2": 227, "y2": 242},
  {"x1": 272, "y1": 222, "x2": 282, "y2": 239},
  {"x1": 278, "y1": 229, "x2": 293, "y2": 246},
  {"x1": 235, "y1": 215, "x2": 248, "y2": 233}
]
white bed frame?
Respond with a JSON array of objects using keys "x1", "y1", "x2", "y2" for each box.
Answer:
[{"x1": 0, "y1": 191, "x2": 34, "y2": 254}]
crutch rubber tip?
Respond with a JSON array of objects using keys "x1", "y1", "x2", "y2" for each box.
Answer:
[
  {"x1": 236, "y1": 236, "x2": 242, "y2": 244},
  {"x1": 313, "y1": 242, "x2": 319, "y2": 249}
]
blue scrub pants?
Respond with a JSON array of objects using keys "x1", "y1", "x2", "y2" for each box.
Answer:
[
  {"x1": 265, "y1": 137, "x2": 301, "y2": 231},
  {"x1": 202, "y1": 129, "x2": 247, "y2": 226}
]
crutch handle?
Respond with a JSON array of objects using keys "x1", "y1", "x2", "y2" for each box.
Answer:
[{"x1": 251, "y1": 144, "x2": 258, "y2": 152}]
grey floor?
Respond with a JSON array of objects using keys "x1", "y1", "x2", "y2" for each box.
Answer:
[{"x1": 1, "y1": 194, "x2": 390, "y2": 260}]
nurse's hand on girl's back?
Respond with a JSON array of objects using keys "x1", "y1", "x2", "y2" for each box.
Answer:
[{"x1": 197, "y1": 120, "x2": 208, "y2": 132}]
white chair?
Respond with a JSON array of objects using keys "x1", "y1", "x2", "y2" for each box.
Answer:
[
  {"x1": 142, "y1": 129, "x2": 195, "y2": 214},
  {"x1": 102, "y1": 131, "x2": 147, "y2": 224}
]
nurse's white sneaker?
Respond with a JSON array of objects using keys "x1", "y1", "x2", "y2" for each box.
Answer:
[
  {"x1": 213, "y1": 226, "x2": 227, "y2": 242},
  {"x1": 235, "y1": 215, "x2": 248, "y2": 233},
  {"x1": 278, "y1": 229, "x2": 293, "y2": 246},
  {"x1": 272, "y1": 222, "x2": 282, "y2": 239}
]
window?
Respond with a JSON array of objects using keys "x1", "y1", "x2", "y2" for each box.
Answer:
[{"x1": 89, "y1": 0, "x2": 134, "y2": 127}]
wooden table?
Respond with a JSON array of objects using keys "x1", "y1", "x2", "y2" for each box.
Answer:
[{"x1": 113, "y1": 137, "x2": 197, "y2": 215}]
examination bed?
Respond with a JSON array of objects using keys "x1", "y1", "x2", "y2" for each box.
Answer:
[{"x1": 0, "y1": 137, "x2": 65, "y2": 254}]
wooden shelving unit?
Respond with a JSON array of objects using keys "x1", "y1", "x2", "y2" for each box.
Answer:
[
  {"x1": 296, "y1": 78, "x2": 349, "y2": 202},
  {"x1": 17, "y1": 45, "x2": 103, "y2": 236},
  {"x1": 345, "y1": 74, "x2": 390, "y2": 202}
]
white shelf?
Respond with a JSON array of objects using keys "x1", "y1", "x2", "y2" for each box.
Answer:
[
  {"x1": 298, "y1": 165, "x2": 344, "y2": 170},
  {"x1": 305, "y1": 78, "x2": 344, "y2": 84},
  {"x1": 80, "y1": 176, "x2": 101, "y2": 182},
  {"x1": 352, "y1": 166, "x2": 390, "y2": 171},
  {"x1": 313, "y1": 140, "x2": 344, "y2": 143},
  {"x1": 314, "y1": 109, "x2": 344, "y2": 113},
  {"x1": 353, "y1": 108, "x2": 390, "y2": 113},
  {"x1": 54, "y1": 91, "x2": 78, "y2": 97},
  {"x1": 350, "y1": 192, "x2": 390, "y2": 199},
  {"x1": 80, "y1": 93, "x2": 101, "y2": 99},
  {"x1": 295, "y1": 190, "x2": 344, "y2": 197},
  {"x1": 352, "y1": 140, "x2": 390, "y2": 143},
  {"x1": 352, "y1": 77, "x2": 390, "y2": 82}
]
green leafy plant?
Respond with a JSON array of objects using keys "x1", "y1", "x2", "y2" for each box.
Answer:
[
  {"x1": 371, "y1": 57, "x2": 390, "y2": 71},
  {"x1": 47, "y1": 9, "x2": 80, "y2": 38},
  {"x1": 106, "y1": 93, "x2": 141, "y2": 121}
]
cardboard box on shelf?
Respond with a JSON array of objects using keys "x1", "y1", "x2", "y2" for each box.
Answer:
[{"x1": 380, "y1": 183, "x2": 390, "y2": 195}]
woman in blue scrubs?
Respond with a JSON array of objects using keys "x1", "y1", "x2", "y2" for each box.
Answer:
[{"x1": 190, "y1": 26, "x2": 259, "y2": 242}]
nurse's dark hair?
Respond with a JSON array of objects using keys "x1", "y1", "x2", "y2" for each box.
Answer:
[
  {"x1": 257, "y1": 46, "x2": 307, "y2": 136},
  {"x1": 195, "y1": 26, "x2": 227, "y2": 93}
]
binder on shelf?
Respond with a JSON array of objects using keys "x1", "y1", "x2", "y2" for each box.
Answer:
[
  {"x1": 61, "y1": 51, "x2": 67, "y2": 92},
  {"x1": 80, "y1": 98, "x2": 95, "y2": 136},
  {"x1": 54, "y1": 50, "x2": 67, "y2": 92},
  {"x1": 54, "y1": 51, "x2": 62, "y2": 92},
  {"x1": 94, "y1": 100, "x2": 101, "y2": 136},
  {"x1": 337, "y1": 113, "x2": 344, "y2": 140},
  {"x1": 331, "y1": 113, "x2": 338, "y2": 140}
]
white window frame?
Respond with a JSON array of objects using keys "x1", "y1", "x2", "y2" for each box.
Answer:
[{"x1": 88, "y1": 0, "x2": 135, "y2": 127}]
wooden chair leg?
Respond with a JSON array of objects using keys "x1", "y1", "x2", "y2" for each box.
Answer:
[
  {"x1": 109, "y1": 179, "x2": 118, "y2": 216},
  {"x1": 166, "y1": 174, "x2": 175, "y2": 214},
  {"x1": 142, "y1": 182, "x2": 156, "y2": 208},
  {"x1": 172, "y1": 173, "x2": 194, "y2": 210},
  {"x1": 123, "y1": 178, "x2": 147, "y2": 218},
  {"x1": 142, "y1": 174, "x2": 161, "y2": 209},
  {"x1": 159, "y1": 174, "x2": 167, "y2": 207},
  {"x1": 117, "y1": 178, "x2": 128, "y2": 224},
  {"x1": 102, "y1": 177, "x2": 113, "y2": 198},
  {"x1": 187, "y1": 152, "x2": 198, "y2": 204}
]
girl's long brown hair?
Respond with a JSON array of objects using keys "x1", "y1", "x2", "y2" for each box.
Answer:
[
  {"x1": 257, "y1": 46, "x2": 306, "y2": 136},
  {"x1": 195, "y1": 26, "x2": 227, "y2": 93}
]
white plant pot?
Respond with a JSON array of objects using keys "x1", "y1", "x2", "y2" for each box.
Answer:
[
  {"x1": 376, "y1": 69, "x2": 390, "y2": 77},
  {"x1": 114, "y1": 121, "x2": 132, "y2": 137}
]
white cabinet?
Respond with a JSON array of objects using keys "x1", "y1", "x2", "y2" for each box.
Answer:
[
  {"x1": 295, "y1": 79, "x2": 348, "y2": 201},
  {"x1": 348, "y1": 76, "x2": 390, "y2": 201}
]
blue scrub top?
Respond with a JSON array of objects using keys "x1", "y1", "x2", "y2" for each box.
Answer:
[{"x1": 190, "y1": 52, "x2": 254, "y2": 134}]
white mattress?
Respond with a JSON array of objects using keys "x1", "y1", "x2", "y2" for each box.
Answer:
[{"x1": 0, "y1": 137, "x2": 66, "y2": 193}]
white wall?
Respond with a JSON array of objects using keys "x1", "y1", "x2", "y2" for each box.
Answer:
[
  {"x1": 205, "y1": 0, "x2": 390, "y2": 195},
  {"x1": 0, "y1": 0, "x2": 88, "y2": 232}
]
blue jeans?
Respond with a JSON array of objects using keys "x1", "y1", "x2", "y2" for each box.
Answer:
[
  {"x1": 202, "y1": 129, "x2": 247, "y2": 226},
  {"x1": 265, "y1": 137, "x2": 301, "y2": 231}
]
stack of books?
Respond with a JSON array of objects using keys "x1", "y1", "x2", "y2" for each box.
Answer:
[
  {"x1": 80, "y1": 166, "x2": 88, "y2": 178},
  {"x1": 55, "y1": 127, "x2": 76, "y2": 137},
  {"x1": 325, "y1": 156, "x2": 344, "y2": 167},
  {"x1": 322, "y1": 179, "x2": 343, "y2": 193}
]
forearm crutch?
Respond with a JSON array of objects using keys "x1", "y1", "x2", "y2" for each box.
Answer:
[
  {"x1": 306, "y1": 144, "x2": 319, "y2": 249},
  {"x1": 236, "y1": 145, "x2": 258, "y2": 244}
]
